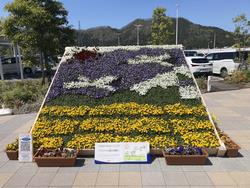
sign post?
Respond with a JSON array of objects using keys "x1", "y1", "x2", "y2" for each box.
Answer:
[
  {"x1": 95, "y1": 142, "x2": 150, "y2": 164},
  {"x1": 18, "y1": 134, "x2": 33, "y2": 162}
]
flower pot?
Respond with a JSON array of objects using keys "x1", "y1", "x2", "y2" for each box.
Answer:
[
  {"x1": 226, "y1": 140, "x2": 241, "y2": 157},
  {"x1": 34, "y1": 150, "x2": 77, "y2": 167},
  {"x1": 162, "y1": 148, "x2": 208, "y2": 165},
  {"x1": 6, "y1": 150, "x2": 18, "y2": 160}
]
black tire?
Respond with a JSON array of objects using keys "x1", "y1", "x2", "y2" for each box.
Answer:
[
  {"x1": 24, "y1": 67, "x2": 32, "y2": 74},
  {"x1": 220, "y1": 68, "x2": 228, "y2": 78}
]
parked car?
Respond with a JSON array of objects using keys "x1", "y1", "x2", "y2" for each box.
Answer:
[
  {"x1": 185, "y1": 57, "x2": 212, "y2": 75},
  {"x1": 205, "y1": 50, "x2": 249, "y2": 77},
  {"x1": 184, "y1": 50, "x2": 198, "y2": 57},
  {"x1": 1, "y1": 57, "x2": 34, "y2": 75}
]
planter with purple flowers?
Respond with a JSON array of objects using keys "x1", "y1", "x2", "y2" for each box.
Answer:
[{"x1": 162, "y1": 146, "x2": 208, "y2": 165}]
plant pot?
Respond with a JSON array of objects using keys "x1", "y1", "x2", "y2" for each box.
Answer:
[
  {"x1": 34, "y1": 151, "x2": 77, "y2": 167},
  {"x1": 6, "y1": 150, "x2": 18, "y2": 160},
  {"x1": 162, "y1": 148, "x2": 208, "y2": 165},
  {"x1": 78, "y1": 149, "x2": 94, "y2": 156},
  {"x1": 226, "y1": 140, "x2": 241, "y2": 157}
]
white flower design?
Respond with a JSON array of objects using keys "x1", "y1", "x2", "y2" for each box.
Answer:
[
  {"x1": 179, "y1": 86, "x2": 199, "y2": 99},
  {"x1": 130, "y1": 72, "x2": 178, "y2": 95},
  {"x1": 64, "y1": 75, "x2": 117, "y2": 91}
]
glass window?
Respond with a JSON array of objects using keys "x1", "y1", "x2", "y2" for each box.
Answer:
[{"x1": 206, "y1": 54, "x2": 213, "y2": 60}]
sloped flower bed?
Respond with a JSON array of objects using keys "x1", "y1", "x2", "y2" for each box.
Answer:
[{"x1": 31, "y1": 46, "x2": 220, "y2": 151}]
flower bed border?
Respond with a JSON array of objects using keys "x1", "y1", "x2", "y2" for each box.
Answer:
[{"x1": 162, "y1": 148, "x2": 208, "y2": 165}]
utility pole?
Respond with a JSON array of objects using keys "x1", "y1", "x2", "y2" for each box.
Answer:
[
  {"x1": 78, "y1": 20, "x2": 81, "y2": 46},
  {"x1": 0, "y1": 57, "x2": 4, "y2": 80},
  {"x1": 17, "y1": 44, "x2": 23, "y2": 80},
  {"x1": 134, "y1": 24, "x2": 142, "y2": 45},
  {"x1": 213, "y1": 33, "x2": 216, "y2": 49},
  {"x1": 176, "y1": 4, "x2": 180, "y2": 45},
  {"x1": 117, "y1": 33, "x2": 121, "y2": 46}
]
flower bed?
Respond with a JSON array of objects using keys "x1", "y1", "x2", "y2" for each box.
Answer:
[{"x1": 30, "y1": 46, "x2": 220, "y2": 151}]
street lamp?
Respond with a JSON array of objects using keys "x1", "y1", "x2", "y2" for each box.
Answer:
[{"x1": 134, "y1": 24, "x2": 142, "y2": 46}]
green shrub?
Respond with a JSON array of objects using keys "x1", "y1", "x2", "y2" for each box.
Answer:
[
  {"x1": 225, "y1": 70, "x2": 247, "y2": 84},
  {"x1": 0, "y1": 79, "x2": 48, "y2": 109},
  {"x1": 195, "y1": 77, "x2": 207, "y2": 90}
]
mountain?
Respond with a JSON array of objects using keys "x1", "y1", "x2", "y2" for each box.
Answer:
[{"x1": 76, "y1": 17, "x2": 235, "y2": 49}]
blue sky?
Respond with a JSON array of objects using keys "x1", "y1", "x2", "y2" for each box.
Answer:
[{"x1": 1, "y1": 0, "x2": 250, "y2": 31}]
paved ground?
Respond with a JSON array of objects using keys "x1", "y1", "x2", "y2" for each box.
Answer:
[{"x1": 0, "y1": 88, "x2": 250, "y2": 188}]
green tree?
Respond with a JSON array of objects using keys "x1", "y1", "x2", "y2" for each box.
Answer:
[
  {"x1": 3, "y1": 0, "x2": 74, "y2": 84},
  {"x1": 233, "y1": 14, "x2": 250, "y2": 69},
  {"x1": 151, "y1": 7, "x2": 173, "y2": 45}
]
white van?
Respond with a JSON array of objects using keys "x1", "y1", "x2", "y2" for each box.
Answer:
[{"x1": 205, "y1": 51, "x2": 243, "y2": 77}]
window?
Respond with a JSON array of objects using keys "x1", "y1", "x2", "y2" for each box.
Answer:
[
  {"x1": 205, "y1": 54, "x2": 213, "y2": 60},
  {"x1": 191, "y1": 58, "x2": 209, "y2": 64}
]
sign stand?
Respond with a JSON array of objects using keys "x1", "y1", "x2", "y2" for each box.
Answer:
[{"x1": 18, "y1": 134, "x2": 33, "y2": 162}]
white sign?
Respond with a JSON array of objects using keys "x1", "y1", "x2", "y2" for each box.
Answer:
[
  {"x1": 18, "y1": 134, "x2": 33, "y2": 162},
  {"x1": 95, "y1": 142, "x2": 150, "y2": 163}
]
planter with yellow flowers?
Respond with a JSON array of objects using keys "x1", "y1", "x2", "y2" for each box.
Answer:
[{"x1": 5, "y1": 139, "x2": 18, "y2": 160}]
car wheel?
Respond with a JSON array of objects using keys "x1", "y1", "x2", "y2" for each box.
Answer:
[
  {"x1": 24, "y1": 68, "x2": 32, "y2": 74},
  {"x1": 220, "y1": 68, "x2": 228, "y2": 78}
]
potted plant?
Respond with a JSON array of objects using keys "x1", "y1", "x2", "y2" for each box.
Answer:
[
  {"x1": 5, "y1": 139, "x2": 18, "y2": 160},
  {"x1": 162, "y1": 146, "x2": 208, "y2": 165},
  {"x1": 34, "y1": 148, "x2": 77, "y2": 167},
  {"x1": 220, "y1": 133, "x2": 240, "y2": 157}
]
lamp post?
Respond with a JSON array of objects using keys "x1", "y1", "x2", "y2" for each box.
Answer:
[
  {"x1": 134, "y1": 24, "x2": 142, "y2": 45},
  {"x1": 176, "y1": 4, "x2": 180, "y2": 45}
]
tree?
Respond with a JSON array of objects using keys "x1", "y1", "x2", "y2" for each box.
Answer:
[
  {"x1": 3, "y1": 0, "x2": 74, "y2": 84},
  {"x1": 233, "y1": 14, "x2": 250, "y2": 69},
  {"x1": 151, "y1": 7, "x2": 173, "y2": 45}
]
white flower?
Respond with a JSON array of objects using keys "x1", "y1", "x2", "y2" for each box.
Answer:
[
  {"x1": 127, "y1": 54, "x2": 172, "y2": 67},
  {"x1": 174, "y1": 65, "x2": 193, "y2": 78},
  {"x1": 130, "y1": 72, "x2": 178, "y2": 95},
  {"x1": 64, "y1": 75, "x2": 117, "y2": 91},
  {"x1": 179, "y1": 86, "x2": 199, "y2": 99}
]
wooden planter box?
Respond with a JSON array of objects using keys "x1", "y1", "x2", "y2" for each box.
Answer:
[
  {"x1": 6, "y1": 150, "x2": 18, "y2": 160},
  {"x1": 162, "y1": 149, "x2": 208, "y2": 165},
  {"x1": 226, "y1": 141, "x2": 241, "y2": 157},
  {"x1": 34, "y1": 152, "x2": 77, "y2": 167}
]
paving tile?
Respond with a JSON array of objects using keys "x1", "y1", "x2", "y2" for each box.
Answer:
[
  {"x1": 0, "y1": 161, "x2": 23, "y2": 173},
  {"x1": 163, "y1": 171, "x2": 189, "y2": 186},
  {"x1": 182, "y1": 165, "x2": 204, "y2": 172},
  {"x1": 217, "y1": 158, "x2": 247, "y2": 171},
  {"x1": 166, "y1": 186, "x2": 190, "y2": 188},
  {"x1": 207, "y1": 172, "x2": 237, "y2": 186},
  {"x1": 57, "y1": 167, "x2": 80, "y2": 173},
  {"x1": 96, "y1": 172, "x2": 119, "y2": 186},
  {"x1": 229, "y1": 172, "x2": 250, "y2": 186},
  {"x1": 159, "y1": 158, "x2": 183, "y2": 172},
  {"x1": 37, "y1": 167, "x2": 59, "y2": 173},
  {"x1": 119, "y1": 186, "x2": 142, "y2": 188},
  {"x1": 0, "y1": 173, "x2": 12, "y2": 187},
  {"x1": 79, "y1": 158, "x2": 100, "y2": 172},
  {"x1": 99, "y1": 164, "x2": 120, "y2": 172},
  {"x1": 28, "y1": 172, "x2": 56, "y2": 187},
  {"x1": 73, "y1": 172, "x2": 98, "y2": 186},
  {"x1": 120, "y1": 164, "x2": 140, "y2": 172},
  {"x1": 142, "y1": 186, "x2": 166, "y2": 188},
  {"x1": 4, "y1": 170, "x2": 36, "y2": 187},
  {"x1": 119, "y1": 172, "x2": 141, "y2": 186},
  {"x1": 50, "y1": 172, "x2": 76, "y2": 186},
  {"x1": 140, "y1": 159, "x2": 161, "y2": 172},
  {"x1": 141, "y1": 172, "x2": 165, "y2": 186},
  {"x1": 185, "y1": 171, "x2": 214, "y2": 186}
]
